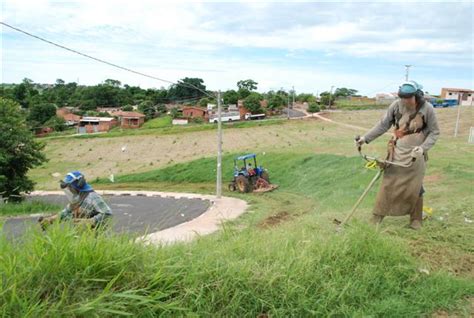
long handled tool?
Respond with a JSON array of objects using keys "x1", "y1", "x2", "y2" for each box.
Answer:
[
  {"x1": 334, "y1": 136, "x2": 415, "y2": 229},
  {"x1": 335, "y1": 168, "x2": 383, "y2": 227}
]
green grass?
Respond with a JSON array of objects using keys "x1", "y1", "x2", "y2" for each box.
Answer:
[
  {"x1": 42, "y1": 117, "x2": 285, "y2": 140},
  {"x1": 3, "y1": 152, "x2": 471, "y2": 316},
  {"x1": 5, "y1": 109, "x2": 473, "y2": 316},
  {"x1": 331, "y1": 98, "x2": 388, "y2": 110},
  {"x1": 1, "y1": 220, "x2": 472, "y2": 317},
  {"x1": 142, "y1": 116, "x2": 172, "y2": 129},
  {"x1": 0, "y1": 200, "x2": 61, "y2": 217}
]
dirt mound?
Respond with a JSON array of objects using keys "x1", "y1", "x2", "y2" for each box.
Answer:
[{"x1": 258, "y1": 211, "x2": 292, "y2": 228}]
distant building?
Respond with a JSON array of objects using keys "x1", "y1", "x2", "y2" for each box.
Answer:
[
  {"x1": 440, "y1": 88, "x2": 473, "y2": 106},
  {"x1": 111, "y1": 111, "x2": 145, "y2": 128},
  {"x1": 375, "y1": 93, "x2": 398, "y2": 105},
  {"x1": 182, "y1": 106, "x2": 209, "y2": 121},
  {"x1": 349, "y1": 96, "x2": 376, "y2": 104},
  {"x1": 172, "y1": 118, "x2": 189, "y2": 125},
  {"x1": 228, "y1": 104, "x2": 238, "y2": 111},
  {"x1": 56, "y1": 107, "x2": 81, "y2": 126},
  {"x1": 35, "y1": 127, "x2": 54, "y2": 137},
  {"x1": 78, "y1": 117, "x2": 117, "y2": 134},
  {"x1": 96, "y1": 107, "x2": 122, "y2": 114}
]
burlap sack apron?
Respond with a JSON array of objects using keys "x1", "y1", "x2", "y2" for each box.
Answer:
[
  {"x1": 373, "y1": 105, "x2": 426, "y2": 217},
  {"x1": 71, "y1": 192, "x2": 90, "y2": 218}
]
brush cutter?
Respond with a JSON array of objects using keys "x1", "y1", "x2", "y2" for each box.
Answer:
[{"x1": 334, "y1": 136, "x2": 416, "y2": 229}]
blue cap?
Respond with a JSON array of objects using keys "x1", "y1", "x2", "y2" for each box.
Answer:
[
  {"x1": 60, "y1": 171, "x2": 93, "y2": 192},
  {"x1": 398, "y1": 81, "x2": 423, "y2": 98}
]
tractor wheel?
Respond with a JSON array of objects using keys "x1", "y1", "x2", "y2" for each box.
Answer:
[
  {"x1": 261, "y1": 171, "x2": 270, "y2": 183},
  {"x1": 228, "y1": 182, "x2": 236, "y2": 192},
  {"x1": 236, "y1": 175, "x2": 251, "y2": 193}
]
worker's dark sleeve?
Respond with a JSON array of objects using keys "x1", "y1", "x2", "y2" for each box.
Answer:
[
  {"x1": 91, "y1": 195, "x2": 112, "y2": 225},
  {"x1": 364, "y1": 101, "x2": 397, "y2": 143},
  {"x1": 59, "y1": 204, "x2": 72, "y2": 221},
  {"x1": 421, "y1": 103, "x2": 440, "y2": 153}
]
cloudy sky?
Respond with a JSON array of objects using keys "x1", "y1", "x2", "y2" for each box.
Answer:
[{"x1": 1, "y1": 0, "x2": 473, "y2": 96}]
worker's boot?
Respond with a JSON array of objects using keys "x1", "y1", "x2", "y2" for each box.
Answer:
[
  {"x1": 370, "y1": 214, "x2": 384, "y2": 225},
  {"x1": 409, "y1": 197, "x2": 423, "y2": 230}
]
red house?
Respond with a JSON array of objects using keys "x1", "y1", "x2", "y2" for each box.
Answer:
[
  {"x1": 78, "y1": 117, "x2": 117, "y2": 134},
  {"x1": 112, "y1": 111, "x2": 146, "y2": 128},
  {"x1": 182, "y1": 106, "x2": 209, "y2": 121}
]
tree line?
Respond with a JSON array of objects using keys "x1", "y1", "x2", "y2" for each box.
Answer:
[{"x1": 0, "y1": 77, "x2": 360, "y2": 129}]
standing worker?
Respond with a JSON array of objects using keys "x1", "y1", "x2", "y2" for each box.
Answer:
[
  {"x1": 356, "y1": 81, "x2": 440, "y2": 229},
  {"x1": 39, "y1": 171, "x2": 112, "y2": 229}
]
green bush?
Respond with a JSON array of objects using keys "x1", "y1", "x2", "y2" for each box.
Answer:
[
  {"x1": 308, "y1": 102, "x2": 320, "y2": 113},
  {"x1": 0, "y1": 98, "x2": 46, "y2": 201}
]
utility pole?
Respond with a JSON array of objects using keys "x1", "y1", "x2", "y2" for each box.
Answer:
[
  {"x1": 454, "y1": 104, "x2": 460, "y2": 137},
  {"x1": 328, "y1": 85, "x2": 334, "y2": 109},
  {"x1": 292, "y1": 85, "x2": 295, "y2": 108},
  {"x1": 216, "y1": 91, "x2": 222, "y2": 198},
  {"x1": 404, "y1": 65, "x2": 412, "y2": 81},
  {"x1": 287, "y1": 92, "x2": 290, "y2": 119}
]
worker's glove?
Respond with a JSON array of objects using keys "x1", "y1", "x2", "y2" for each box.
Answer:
[
  {"x1": 411, "y1": 146, "x2": 424, "y2": 160},
  {"x1": 38, "y1": 215, "x2": 55, "y2": 231},
  {"x1": 73, "y1": 218, "x2": 96, "y2": 229},
  {"x1": 355, "y1": 136, "x2": 366, "y2": 147}
]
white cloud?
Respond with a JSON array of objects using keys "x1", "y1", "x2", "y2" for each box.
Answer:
[{"x1": 2, "y1": 0, "x2": 472, "y2": 94}]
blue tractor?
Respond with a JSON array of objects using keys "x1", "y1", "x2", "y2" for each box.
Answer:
[{"x1": 228, "y1": 154, "x2": 274, "y2": 193}]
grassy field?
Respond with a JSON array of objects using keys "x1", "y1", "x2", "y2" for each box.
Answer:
[
  {"x1": 0, "y1": 200, "x2": 61, "y2": 217},
  {"x1": 1, "y1": 107, "x2": 473, "y2": 316}
]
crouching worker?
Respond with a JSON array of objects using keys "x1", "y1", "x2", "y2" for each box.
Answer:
[
  {"x1": 356, "y1": 81, "x2": 440, "y2": 230},
  {"x1": 39, "y1": 171, "x2": 112, "y2": 230}
]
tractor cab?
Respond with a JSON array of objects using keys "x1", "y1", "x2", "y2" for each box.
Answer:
[
  {"x1": 233, "y1": 154, "x2": 264, "y2": 178},
  {"x1": 229, "y1": 154, "x2": 277, "y2": 193}
]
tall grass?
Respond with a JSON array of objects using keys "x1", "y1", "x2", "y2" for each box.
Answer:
[
  {"x1": 1, "y1": 221, "x2": 472, "y2": 317},
  {"x1": 0, "y1": 200, "x2": 61, "y2": 217},
  {"x1": 0, "y1": 224, "x2": 183, "y2": 317},
  {"x1": 3, "y1": 152, "x2": 472, "y2": 316}
]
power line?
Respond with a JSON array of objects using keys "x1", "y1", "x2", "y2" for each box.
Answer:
[{"x1": 0, "y1": 22, "x2": 213, "y2": 98}]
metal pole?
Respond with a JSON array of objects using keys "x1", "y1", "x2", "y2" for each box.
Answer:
[
  {"x1": 404, "y1": 65, "x2": 412, "y2": 81},
  {"x1": 454, "y1": 94, "x2": 464, "y2": 137},
  {"x1": 340, "y1": 169, "x2": 382, "y2": 226},
  {"x1": 216, "y1": 91, "x2": 222, "y2": 198},
  {"x1": 328, "y1": 85, "x2": 334, "y2": 109},
  {"x1": 287, "y1": 92, "x2": 290, "y2": 119},
  {"x1": 292, "y1": 85, "x2": 295, "y2": 108}
]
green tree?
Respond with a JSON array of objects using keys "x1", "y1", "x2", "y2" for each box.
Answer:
[
  {"x1": 168, "y1": 77, "x2": 206, "y2": 101},
  {"x1": 12, "y1": 78, "x2": 39, "y2": 109},
  {"x1": 170, "y1": 107, "x2": 180, "y2": 119},
  {"x1": 122, "y1": 105, "x2": 133, "y2": 111},
  {"x1": 243, "y1": 92, "x2": 264, "y2": 114},
  {"x1": 237, "y1": 79, "x2": 258, "y2": 100},
  {"x1": 0, "y1": 98, "x2": 47, "y2": 201},
  {"x1": 94, "y1": 84, "x2": 120, "y2": 106},
  {"x1": 223, "y1": 90, "x2": 239, "y2": 105},
  {"x1": 297, "y1": 93, "x2": 316, "y2": 103},
  {"x1": 199, "y1": 97, "x2": 211, "y2": 108},
  {"x1": 28, "y1": 103, "x2": 56, "y2": 126},
  {"x1": 156, "y1": 104, "x2": 167, "y2": 115},
  {"x1": 44, "y1": 116, "x2": 67, "y2": 131},
  {"x1": 104, "y1": 79, "x2": 121, "y2": 88},
  {"x1": 268, "y1": 94, "x2": 286, "y2": 110},
  {"x1": 334, "y1": 87, "x2": 358, "y2": 98},
  {"x1": 237, "y1": 79, "x2": 258, "y2": 91},
  {"x1": 307, "y1": 102, "x2": 320, "y2": 115},
  {"x1": 138, "y1": 101, "x2": 156, "y2": 120},
  {"x1": 320, "y1": 91, "x2": 334, "y2": 108}
]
